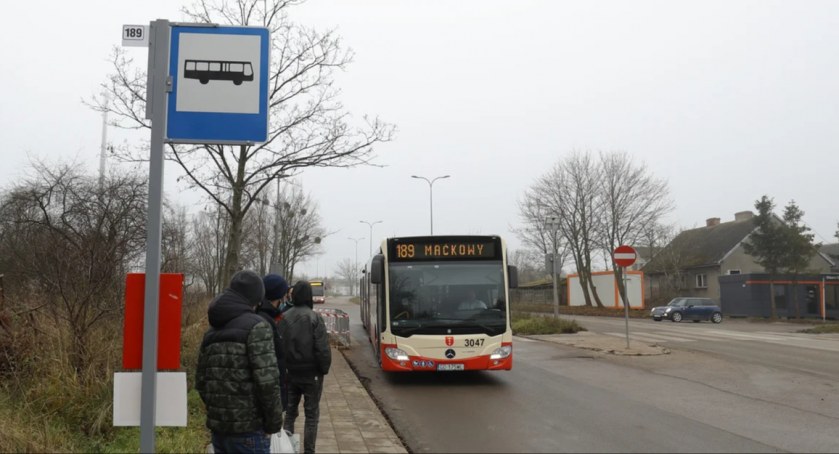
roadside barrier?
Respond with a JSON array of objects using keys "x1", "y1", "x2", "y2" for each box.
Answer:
[{"x1": 314, "y1": 307, "x2": 351, "y2": 348}]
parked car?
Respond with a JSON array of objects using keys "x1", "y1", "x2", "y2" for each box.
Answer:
[{"x1": 650, "y1": 297, "x2": 723, "y2": 323}]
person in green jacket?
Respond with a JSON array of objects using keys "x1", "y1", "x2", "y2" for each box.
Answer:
[{"x1": 196, "y1": 270, "x2": 283, "y2": 454}]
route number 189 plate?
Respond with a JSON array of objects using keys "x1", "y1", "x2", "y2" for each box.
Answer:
[{"x1": 122, "y1": 24, "x2": 149, "y2": 47}]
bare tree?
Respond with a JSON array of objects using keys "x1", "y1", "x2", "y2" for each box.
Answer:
[
  {"x1": 161, "y1": 203, "x2": 191, "y2": 277},
  {"x1": 507, "y1": 249, "x2": 545, "y2": 284},
  {"x1": 273, "y1": 184, "x2": 326, "y2": 282},
  {"x1": 334, "y1": 258, "x2": 358, "y2": 296},
  {"x1": 597, "y1": 151, "x2": 673, "y2": 307},
  {"x1": 0, "y1": 164, "x2": 147, "y2": 373},
  {"x1": 191, "y1": 206, "x2": 230, "y2": 293},
  {"x1": 91, "y1": 0, "x2": 395, "y2": 285},
  {"x1": 514, "y1": 189, "x2": 571, "y2": 279},
  {"x1": 530, "y1": 153, "x2": 605, "y2": 307}
]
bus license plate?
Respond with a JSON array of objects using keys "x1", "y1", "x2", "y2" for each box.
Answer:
[{"x1": 438, "y1": 364, "x2": 464, "y2": 371}]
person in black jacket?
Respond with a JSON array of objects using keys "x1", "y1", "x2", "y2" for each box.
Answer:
[
  {"x1": 279, "y1": 280, "x2": 331, "y2": 454},
  {"x1": 257, "y1": 273, "x2": 291, "y2": 410},
  {"x1": 196, "y1": 270, "x2": 283, "y2": 454}
]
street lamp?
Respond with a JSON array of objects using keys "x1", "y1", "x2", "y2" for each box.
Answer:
[
  {"x1": 411, "y1": 174, "x2": 450, "y2": 235},
  {"x1": 348, "y1": 236, "x2": 364, "y2": 296},
  {"x1": 360, "y1": 220, "x2": 382, "y2": 258}
]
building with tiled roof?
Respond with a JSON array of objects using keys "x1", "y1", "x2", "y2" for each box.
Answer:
[{"x1": 642, "y1": 211, "x2": 834, "y2": 305}]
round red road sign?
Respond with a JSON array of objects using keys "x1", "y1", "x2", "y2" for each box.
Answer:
[{"x1": 613, "y1": 245, "x2": 637, "y2": 267}]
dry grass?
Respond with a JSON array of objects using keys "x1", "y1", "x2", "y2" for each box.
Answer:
[
  {"x1": 513, "y1": 301, "x2": 649, "y2": 318},
  {"x1": 0, "y1": 291, "x2": 214, "y2": 453},
  {"x1": 799, "y1": 323, "x2": 839, "y2": 334}
]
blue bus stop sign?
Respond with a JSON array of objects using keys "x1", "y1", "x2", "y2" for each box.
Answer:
[{"x1": 166, "y1": 25, "x2": 270, "y2": 144}]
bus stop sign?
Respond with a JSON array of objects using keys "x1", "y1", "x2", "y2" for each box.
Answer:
[
  {"x1": 613, "y1": 245, "x2": 637, "y2": 268},
  {"x1": 166, "y1": 25, "x2": 270, "y2": 144}
]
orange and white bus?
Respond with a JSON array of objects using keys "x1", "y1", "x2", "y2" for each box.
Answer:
[
  {"x1": 360, "y1": 235, "x2": 518, "y2": 372},
  {"x1": 309, "y1": 280, "x2": 326, "y2": 304}
]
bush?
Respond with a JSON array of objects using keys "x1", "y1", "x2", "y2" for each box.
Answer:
[
  {"x1": 799, "y1": 323, "x2": 839, "y2": 334},
  {"x1": 512, "y1": 312, "x2": 586, "y2": 335},
  {"x1": 512, "y1": 302, "x2": 648, "y2": 318}
]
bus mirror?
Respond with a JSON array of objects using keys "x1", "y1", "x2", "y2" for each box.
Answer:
[
  {"x1": 507, "y1": 265, "x2": 518, "y2": 289},
  {"x1": 370, "y1": 255, "x2": 384, "y2": 284}
]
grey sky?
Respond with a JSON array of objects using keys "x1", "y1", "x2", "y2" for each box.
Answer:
[{"x1": 2, "y1": 1, "x2": 837, "y2": 279}]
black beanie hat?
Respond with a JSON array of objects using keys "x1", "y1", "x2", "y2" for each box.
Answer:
[
  {"x1": 291, "y1": 280, "x2": 313, "y2": 308},
  {"x1": 263, "y1": 274, "x2": 290, "y2": 301},
  {"x1": 229, "y1": 270, "x2": 265, "y2": 306}
]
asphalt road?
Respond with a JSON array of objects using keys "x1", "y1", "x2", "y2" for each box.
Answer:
[
  {"x1": 325, "y1": 297, "x2": 839, "y2": 453},
  {"x1": 566, "y1": 314, "x2": 839, "y2": 380}
]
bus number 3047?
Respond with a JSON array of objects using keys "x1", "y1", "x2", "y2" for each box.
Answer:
[{"x1": 465, "y1": 339, "x2": 484, "y2": 347}]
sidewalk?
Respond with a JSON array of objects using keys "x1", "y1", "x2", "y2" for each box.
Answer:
[
  {"x1": 520, "y1": 331, "x2": 669, "y2": 356},
  {"x1": 294, "y1": 347, "x2": 407, "y2": 453}
]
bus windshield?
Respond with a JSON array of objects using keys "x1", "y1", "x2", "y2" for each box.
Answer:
[{"x1": 388, "y1": 261, "x2": 507, "y2": 337}]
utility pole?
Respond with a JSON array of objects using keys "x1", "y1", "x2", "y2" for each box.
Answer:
[
  {"x1": 348, "y1": 237, "x2": 364, "y2": 295},
  {"x1": 545, "y1": 215, "x2": 561, "y2": 319},
  {"x1": 98, "y1": 92, "x2": 109, "y2": 188},
  {"x1": 271, "y1": 178, "x2": 281, "y2": 274}
]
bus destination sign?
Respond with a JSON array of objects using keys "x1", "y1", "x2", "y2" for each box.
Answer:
[{"x1": 390, "y1": 237, "x2": 498, "y2": 261}]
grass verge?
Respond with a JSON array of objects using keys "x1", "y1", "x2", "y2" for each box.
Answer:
[
  {"x1": 798, "y1": 323, "x2": 839, "y2": 334},
  {"x1": 513, "y1": 302, "x2": 649, "y2": 318},
  {"x1": 512, "y1": 312, "x2": 586, "y2": 335}
]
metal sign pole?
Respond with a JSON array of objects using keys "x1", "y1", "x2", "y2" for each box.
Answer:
[
  {"x1": 623, "y1": 268, "x2": 630, "y2": 349},
  {"x1": 823, "y1": 276, "x2": 826, "y2": 323},
  {"x1": 140, "y1": 19, "x2": 171, "y2": 453}
]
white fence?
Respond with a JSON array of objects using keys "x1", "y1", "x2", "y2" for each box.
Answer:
[{"x1": 314, "y1": 308, "x2": 351, "y2": 348}]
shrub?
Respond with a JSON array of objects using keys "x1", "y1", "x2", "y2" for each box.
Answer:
[
  {"x1": 799, "y1": 323, "x2": 839, "y2": 334},
  {"x1": 512, "y1": 312, "x2": 586, "y2": 335}
]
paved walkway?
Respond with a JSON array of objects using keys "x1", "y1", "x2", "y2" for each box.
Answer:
[
  {"x1": 520, "y1": 331, "x2": 669, "y2": 356},
  {"x1": 290, "y1": 347, "x2": 407, "y2": 453}
]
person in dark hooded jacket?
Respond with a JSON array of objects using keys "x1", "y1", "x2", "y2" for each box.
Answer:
[
  {"x1": 196, "y1": 270, "x2": 283, "y2": 454},
  {"x1": 257, "y1": 273, "x2": 291, "y2": 410},
  {"x1": 279, "y1": 280, "x2": 331, "y2": 454}
]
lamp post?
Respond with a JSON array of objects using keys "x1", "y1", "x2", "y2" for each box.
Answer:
[
  {"x1": 545, "y1": 215, "x2": 561, "y2": 319},
  {"x1": 411, "y1": 174, "x2": 449, "y2": 235},
  {"x1": 348, "y1": 236, "x2": 364, "y2": 296},
  {"x1": 360, "y1": 220, "x2": 382, "y2": 258}
]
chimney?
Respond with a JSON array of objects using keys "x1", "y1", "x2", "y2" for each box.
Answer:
[
  {"x1": 706, "y1": 217, "x2": 720, "y2": 227},
  {"x1": 735, "y1": 211, "x2": 754, "y2": 222}
]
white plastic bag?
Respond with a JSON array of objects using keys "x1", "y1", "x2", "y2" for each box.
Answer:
[{"x1": 270, "y1": 429, "x2": 296, "y2": 454}]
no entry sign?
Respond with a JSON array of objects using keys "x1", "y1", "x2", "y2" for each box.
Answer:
[{"x1": 613, "y1": 245, "x2": 637, "y2": 267}]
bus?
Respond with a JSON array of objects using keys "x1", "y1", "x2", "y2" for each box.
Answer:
[
  {"x1": 360, "y1": 235, "x2": 518, "y2": 372},
  {"x1": 183, "y1": 59, "x2": 254, "y2": 85},
  {"x1": 309, "y1": 280, "x2": 326, "y2": 304}
]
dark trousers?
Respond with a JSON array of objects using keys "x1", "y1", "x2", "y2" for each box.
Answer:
[
  {"x1": 211, "y1": 431, "x2": 270, "y2": 454},
  {"x1": 280, "y1": 368, "x2": 289, "y2": 411},
  {"x1": 283, "y1": 375, "x2": 324, "y2": 454}
]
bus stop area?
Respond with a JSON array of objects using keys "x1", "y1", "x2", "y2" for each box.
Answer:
[{"x1": 313, "y1": 346, "x2": 407, "y2": 453}]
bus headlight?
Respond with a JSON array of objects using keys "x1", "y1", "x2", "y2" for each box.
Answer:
[
  {"x1": 490, "y1": 345, "x2": 512, "y2": 360},
  {"x1": 385, "y1": 347, "x2": 409, "y2": 361}
]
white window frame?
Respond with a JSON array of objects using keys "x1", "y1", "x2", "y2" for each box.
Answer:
[{"x1": 696, "y1": 274, "x2": 708, "y2": 288}]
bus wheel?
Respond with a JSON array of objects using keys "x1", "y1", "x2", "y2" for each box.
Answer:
[
  {"x1": 234, "y1": 80, "x2": 242, "y2": 86},
  {"x1": 200, "y1": 79, "x2": 209, "y2": 84}
]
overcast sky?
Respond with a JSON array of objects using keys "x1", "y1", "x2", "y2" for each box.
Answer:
[{"x1": 2, "y1": 1, "x2": 838, "y2": 279}]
